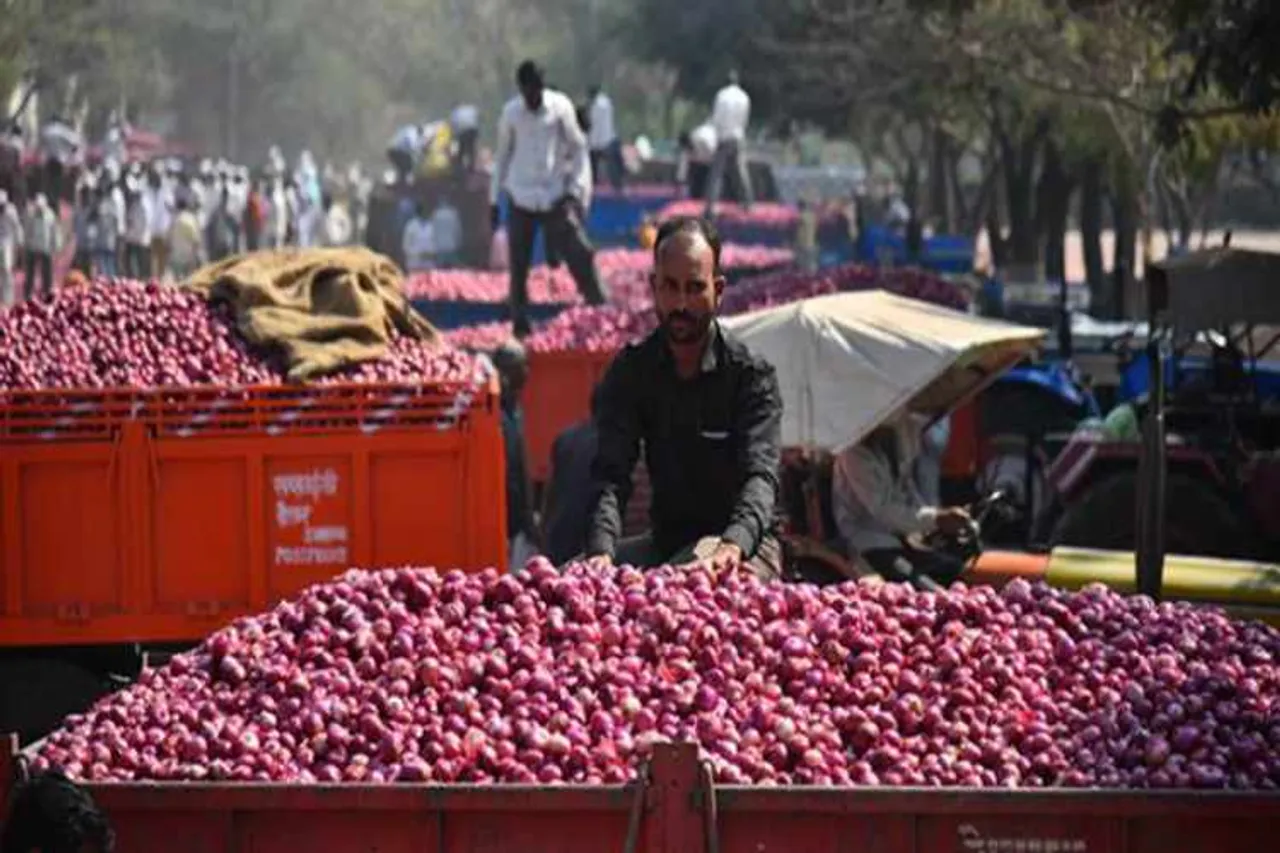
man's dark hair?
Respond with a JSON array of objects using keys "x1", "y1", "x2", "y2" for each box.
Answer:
[
  {"x1": 653, "y1": 216, "x2": 722, "y2": 276},
  {"x1": 0, "y1": 770, "x2": 114, "y2": 853},
  {"x1": 516, "y1": 61, "x2": 544, "y2": 89}
]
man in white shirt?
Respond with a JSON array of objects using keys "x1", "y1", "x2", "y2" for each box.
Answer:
[
  {"x1": 705, "y1": 71, "x2": 754, "y2": 217},
  {"x1": 0, "y1": 189, "x2": 22, "y2": 306},
  {"x1": 830, "y1": 412, "x2": 971, "y2": 590},
  {"x1": 490, "y1": 60, "x2": 605, "y2": 337},
  {"x1": 401, "y1": 201, "x2": 436, "y2": 272},
  {"x1": 677, "y1": 123, "x2": 717, "y2": 198},
  {"x1": 123, "y1": 179, "x2": 153, "y2": 278},
  {"x1": 450, "y1": 104, "x2": 480, "y2": 174},
  {"x1": 430, "y1": 195, "x2": 463, "y2": 268},
  {"x1": 22, "y1": 193, "x2": 59, "y2": 300},
  {"x1": 145, "y1": 167, "x2": 173, "y2": 279},
  {"x1": 587, "y1": 86, "x2": 623, "y2": 192},
  {"x1": 387, "y1": 124, "x2": 421, "y2": 185}
]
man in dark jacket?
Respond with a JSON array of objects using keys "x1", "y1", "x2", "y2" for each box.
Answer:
[{"x1": 584, "y1": 216, "x2": 784, "y2": 578}]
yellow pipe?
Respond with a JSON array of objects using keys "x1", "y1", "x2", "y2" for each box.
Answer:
[{"x1": 963, "y1": 547, "x2": 1280, "y2": 627}]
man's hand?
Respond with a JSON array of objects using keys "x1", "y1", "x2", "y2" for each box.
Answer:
[
  {"x1": 489, "y1": 204, "x2": 501, "y2": 233},
  {"x1": 935, "y1": 507, "x2": 972, "y2": 536},
  {"x1": 680, "y1": 540, "x2": 742, "y2": 574}
]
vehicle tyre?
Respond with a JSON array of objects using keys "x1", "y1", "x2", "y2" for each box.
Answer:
[{"x1": 1049, "y1": 471, "x2": 1259, "y2": 559}]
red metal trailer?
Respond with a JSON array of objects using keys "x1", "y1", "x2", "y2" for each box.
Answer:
[{"x1": 3, "y1": 738, "x2": 1274, "y2": 853}]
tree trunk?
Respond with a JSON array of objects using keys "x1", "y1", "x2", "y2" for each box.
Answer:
[
  {"x1": 1080, "y1": 157, "x2": 1106, "y2": 313},
  {"x1": 905, "y1": 158, "x2": 923, "y2": 262},
  {"x1": 1111, "y1": 180, "x2": 1139, "y2": 320},
  {"x1": 928, "y1": 127, "x2": 954, "y2": 234},
  {"x1": 999, "y1": 122, "x2": 1043, "y2": 268},
  {"x1": 1038, "y1": 140, "x2": 1072, "y2": 285}
]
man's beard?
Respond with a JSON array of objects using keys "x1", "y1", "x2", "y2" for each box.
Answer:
[{"x1": 661, "y1": 309, "x2": 713, "y2": 345}]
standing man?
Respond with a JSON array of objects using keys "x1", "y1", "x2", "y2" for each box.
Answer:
[
  {"x1": 450, "y1": 103, "x2": 480, "y2": 174},
  {"x1": 22, "y1": 193, "x2": 59, "y2": 299},
  {"x1": 0, "y1": 189, "x2": 22, "y2": 306},
  {"x1": 493, "y1": 340, "x2": 537, "y2": 566},
  {"x1": 490, "y1": 60, "x2": 605, "y2": 337},
  {"x1": 587, "y1": 85, "x2": 623, "y2": 192},
  {"x1": 401, "y1": 200, "x2": 436, "y2": 273},
  {"x1": 39, "y1": 114, "x2": 81, "y2": 205},
  {"x1": 386, "y1": 123, "x2": 422, "y2": 186},
  {"x1": 430, "y1": 194, "x2": 463, "y2": 268},
  {"x1": 584, "y1": 217, "x2": 784, "y2": 577},
  {"x1": 704, "y1": 71, "x2": 753, "y2": 218},
  {"x1": 145, "y1": 167, "x2": 172, "y2": 279}
]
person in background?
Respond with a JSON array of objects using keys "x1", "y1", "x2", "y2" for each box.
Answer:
[
  {"x1": 401, "y1": 200, "x2": 436, "y2": 273},
  {"x1": 0, "y1": 769, "x2": 115, "y2": 853},
  {"x1": 0, "y1": 122, "x2": 24, "y2": 208},
  {"x1": 145, "y1": 167, "x2": 172, "y2": 279},
  {"x1": 387, "y1": 123, "x2": 422, "y2": 186},
  {"x1": 705, "y1": 71, "x2": 753, "y2": 218},
  {"x1": 493, "y1": 340, "x2": 537, "y2": 566},
  {"x1": 0, "y1": 188, "x2": 22, "y2": 306},
  {"x1": 71, "y1": 181, "x2": 96, "y2": 277},
  {"x1": 205, "y1": 185, "x2": 238, "y2": 262},
  {"x1": 795, "y1": 198, "x2": 819, "y2": 272},
  {"x1": 830, "y1": 411, "x2": 971, "y2": 590},
  {"x1": 677, "y1": 124, "x2": 716, "y2": 199},
  {"x1": 123, "y1": 178, "x2": 152, "y2": 279},
  {"x1": 226, "y1": 167, "x2": 250, "y2": 254},
  {"x1": 490, "y1": 60, "x2": 605, "y2": 337},
  {"x1": 90, "y1": 185, "x2": 118, "y2": 278},
  {"x1": 167, "y1": 196, "x2": 204, "y2": 281},
  {"x1": 542, "y1": 385, "x2": 603, "y2": 564},
  {"x1": 430, "y1": 194, "x2": 463, "y2": 268},
  {"x1": 450, "y1": 103, "x2": 480, "y2": 174},
  {"x1": 584, "y1": 217, "x2": 784, "y2": 577},
  {"x1": 320, "y1": 192, "x2": 352, "y2": 247},
  {"x1": 242, "y1": 176, "x2": 264, "y2": 253},
  {"x1": 638, "y1": 213, "x2": 658, "y2": 250},
  {"x1": 39, "y1": 114, "x2": 81, "y2": 204},
  {"x1": 587, "y1": 85, "x2": 623, "y2": 192},
  {"x1": 23, "y1": 192, "x2": 59, "y2": 298},
  {"x1": 102, "y1": 111, "x2": 128, "y2": 166},
  {"x1": 265, "y1": 174, "x2": 289, "y2": 249}
]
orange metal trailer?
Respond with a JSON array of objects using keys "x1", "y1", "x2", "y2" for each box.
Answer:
[
  {"x1": 0, "y1": 380, "x2": 506, "y2": 739},
  {"x1": 2, "y1": 739, "x2": 1273, "y2": 853}
]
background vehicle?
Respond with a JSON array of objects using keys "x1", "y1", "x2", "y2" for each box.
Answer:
[{"x1": 1037, "y1": 248, "x2": 1280, "y2": 568}]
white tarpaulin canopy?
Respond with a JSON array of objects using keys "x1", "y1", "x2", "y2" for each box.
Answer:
[{"x1": 720, "y1": 290, "x2": 1046, "y2": 452}]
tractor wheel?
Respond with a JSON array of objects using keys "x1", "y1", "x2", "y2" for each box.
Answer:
[
  {"x1": 0, "y1": 656, "x2": 111, "y2": 746},
  {"x1": 1049, "y1": 471, "x2": 1259, "y2": 559}
]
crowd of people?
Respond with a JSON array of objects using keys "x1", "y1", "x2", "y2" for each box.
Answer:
[{"x1": 0, "y1": 114, "x2": 374, "y2": 306}]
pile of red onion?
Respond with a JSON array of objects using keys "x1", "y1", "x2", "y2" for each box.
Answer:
[
  {"x1": 722, "y1": 264, "x2": 970, "y2": 314},
  {"x1": 402, "y1": 246, "x2": 793, "y2": 310},
  {"x1": 0, "y1": 279, "x2": 488, "y2": 391},
  {"x1": 657, "y1": 201, "x2": 803, "y2": 229},
  {"x1": 515, "y1": 264, "x2": 969, "y2": 355},
  {"x1": 33, "y1": 564, "x2": 1280, "y2": 788}
]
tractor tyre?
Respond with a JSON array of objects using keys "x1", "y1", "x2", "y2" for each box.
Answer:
[{"x1": 1049, "y1": 471, "x2": 1259, "y2": 559}]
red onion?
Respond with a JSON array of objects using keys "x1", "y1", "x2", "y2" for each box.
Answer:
[{"x1": 32, "y1": 569, "x2": 1280, "y2": 789}]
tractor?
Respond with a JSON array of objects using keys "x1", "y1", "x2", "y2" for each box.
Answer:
[{"x1": 1037, "y1": 248, "x2": 1280, "y2": 568}]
